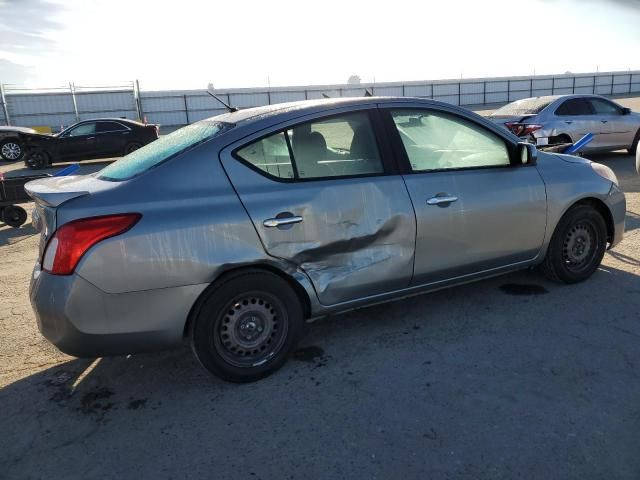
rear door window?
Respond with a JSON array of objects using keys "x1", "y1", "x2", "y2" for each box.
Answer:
[
  {"x1": 235, "y1": 112, "x2": 384, "y2": 180},
  {"x1": 555, "y1": 99, "x2": 593, "y2": 116},
  {"x1": 97, "y1": 121, "x2": 128, "y2": 133}
]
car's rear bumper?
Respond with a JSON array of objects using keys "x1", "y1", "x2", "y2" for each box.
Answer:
[{"x1": 29, "y1": 264, "x2": 206, "y2": 358}]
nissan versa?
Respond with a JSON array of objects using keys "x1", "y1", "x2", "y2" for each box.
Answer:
[{"x1": 26, "y1": 97, "x2": 626, "y2": 382}]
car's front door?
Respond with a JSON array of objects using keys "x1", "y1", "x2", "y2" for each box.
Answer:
[
  {"x1": 57, "y1": 122, "x2": 99, "y2": 161},
  {"x1": 588, "y1": 98, "x2": 636, "y2": 149},
  {"x1": 383, "y1": 106, "x2": 547, "y2": 285},
  {"x1": 95, "y1": 121, "x2": 131, "y2": 157},
  {"x1": 220, "y1": 108, "x2": 416, "y2": 306}
]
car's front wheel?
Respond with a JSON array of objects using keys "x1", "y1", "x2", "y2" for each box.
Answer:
[
  {"x1": 0, "y1": 139, "x2": 24, "y2": 161},
  {"x1": 191, "y1": 270, "x2": 304, "y2": 382},
  {"x1": 540, "y1": 204, "x2": 608, "y2": 283}
]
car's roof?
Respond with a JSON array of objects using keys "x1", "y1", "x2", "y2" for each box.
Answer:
[
  {"x1": 511, "y1": 93, "x2": 614, "y2": 104},
  {"x1": 209, "y1": 96, "x2": 458, "y2": 125},
  {"x1": 73, "y1": 118, "x2": 146, "y2": 126}
]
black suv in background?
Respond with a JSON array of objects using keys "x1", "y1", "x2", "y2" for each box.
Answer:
[{"x1": 22, "y1": 118, "x2": 159, "y2": 168}]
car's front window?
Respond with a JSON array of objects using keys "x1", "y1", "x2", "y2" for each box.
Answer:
[
  {"x1": 67, "y1": 123, "x2": 96, "y2": 137},
  {"x1": 391, "y1": 109, "x2": 511, "y2": 171},
  {"x1": 97, "y1": 121, "x2": 232, "y2": 181}
]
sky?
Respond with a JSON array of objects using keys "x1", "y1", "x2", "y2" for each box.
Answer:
[{"x1": 0, "y1": 0, "x2": 639, "y2": 91}]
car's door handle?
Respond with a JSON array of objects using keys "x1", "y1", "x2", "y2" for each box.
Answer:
[
  {"x1": 427, "y1": 195, "x2": 458, "y2": 206},
  {"x1": 565, "y1": 121, "x2": 573, "y2": 124},
  {"x1": 601, "y1": 120, "x2": 608, "y2": 123},
  {"x1": 87, "y1": 136, "x2": 96, "y2": 141},
  {"x1": 263, "y1": 215, "x2": 303, "y2": 228}
]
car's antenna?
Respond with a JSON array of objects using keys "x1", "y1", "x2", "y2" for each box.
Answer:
[{"x1": 207, "y1": 90, "x2": 238, "y2": 112}]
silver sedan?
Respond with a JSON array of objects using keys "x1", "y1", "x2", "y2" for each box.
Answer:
[
  {"x1": 26, "y1": 97, "x2": 626, "y2": 382},
  {"x1": 489, "y1": 94, "x2": 640, "y2": 153}
]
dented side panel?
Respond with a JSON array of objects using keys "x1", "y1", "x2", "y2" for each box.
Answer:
[{"x1": 220, "y1": 155, "x2": 416, "y2": 306}]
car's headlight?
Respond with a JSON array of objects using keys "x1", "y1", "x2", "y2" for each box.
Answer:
[{"x1": 591, "y1": 162, "x2": 619, "y2": 186}]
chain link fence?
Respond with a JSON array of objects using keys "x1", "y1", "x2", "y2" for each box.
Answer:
[{"x1": 1, "y1": 71, "x2": 639, "y2": 131}]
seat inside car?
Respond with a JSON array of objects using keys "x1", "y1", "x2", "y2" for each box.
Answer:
[{"x1": 292, "y1": 127, "x2": 329, "y2": 178}]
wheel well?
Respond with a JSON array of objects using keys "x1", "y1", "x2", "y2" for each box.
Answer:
[
  {"x1": 574, "y1": 197, "x2": 614, "y2": 243},
  {"x1": 551, "y1": 133, "x2": 573, "y2": 144},
  {"x1": 182, "y1": 264, "x2": 312, "y2": 339}
]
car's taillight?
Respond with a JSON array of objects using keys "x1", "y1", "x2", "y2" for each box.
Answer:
[
  {"x1": 504, "y1": 123, "x2": 543, "y2": 137},
  {"x1": 42, "y1": 213, "x2": 141, "y2": 275}
]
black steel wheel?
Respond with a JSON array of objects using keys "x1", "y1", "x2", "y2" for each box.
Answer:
[
  {"x1": 191, "y1": 270, "x2": 303, "y2": 382},
  {"x1": 0, "y1": 139, "x2": 23, "y2": 161},
  {"x1": 25, "y1": 150, "x2": 50, "y2": 169},
  {"x1": 540, "y1": 205, "x2": 607, "y2": 283},
  {"x1": 1, "y1": 205, "x2": 28, "y2": 228}
]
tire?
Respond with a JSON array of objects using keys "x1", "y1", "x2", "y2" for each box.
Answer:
[
  {"x1": 0, "y1": 139, "x2": 24, "y2": 161},
  {"x1": 540, "y1": 205, "x2": 607, "y2": 284},
  {"x1": 628, "y1": 129, "x2": 640, "y2": 155},
  {"x1": 1, "y1": 205, "x2": 28, "y2": 228},
  {"x1": 191, "y1": 270, "x2": 304, "y2": 382},
  {"x1": 25, "y1": 150, "x2": 50, "y2": 169},
  {"x1": 125, "y1": 142, "x2": 142, "y2": 154}
]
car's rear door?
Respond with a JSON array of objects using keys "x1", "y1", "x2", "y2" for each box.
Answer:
[
  {"x1": 95, "y1": 121, "x2": 130, "y2": 157},
  {"x1": 220, "y1": 106, "x2": 416, "y2": 306},
  {"x1": 381, "y1": 103, "x2": 547, "y2": 285},
  {"x1": 553, "y1": 98, "x2": 603, "y2": 148}
]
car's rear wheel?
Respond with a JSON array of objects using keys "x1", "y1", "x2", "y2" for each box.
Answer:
[
  {"x1": 628, "y1": 129, "x2": 640, "y2": 155},
  {"x1": 25, "y1": 150, "x2": 50, "y2": 169},
  {"x1": 1, "y1": 205, "x2": 28, "y2": 228},
  {"x1": 540, "y1": 204, "x2": 607, "y2": 284},
  {"x1": 191, "y1": 270, "x2": 304, "y2": 382},
  {"x1": 125, "y1": 142, "x2": 142, "y2": 154},
  {"x1": 0, "y1": 139, "x2": 24, "y2": 161}
]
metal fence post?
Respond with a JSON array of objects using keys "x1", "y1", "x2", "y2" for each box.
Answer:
[
  {"x1": 69, "y1": 82, "x2": 80, "y2": 121},
  {"x1": 134, "y1": 79, "x2": 144, "y2": 121},
  {"x1": 0, "y1": 83, "x2": 10, "y2": 125},
  {"x1": 183, "y1": 94, "x2": 190, "y2": 124},
  {"x1": 611, "y1": 73, "x2": 615, "y2": 95}
]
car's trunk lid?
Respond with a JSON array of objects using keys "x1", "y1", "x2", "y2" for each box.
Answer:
[{"x1": 24, "y1": 174, "x2": 116, "y2": 258}]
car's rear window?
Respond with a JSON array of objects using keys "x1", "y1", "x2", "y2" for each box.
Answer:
[
  {"x1": 491, "y1": 98, "x2": 553, "y2": 117},
  {"x1": 97, "y1": 121, "x2": 231, "y2": 181}
]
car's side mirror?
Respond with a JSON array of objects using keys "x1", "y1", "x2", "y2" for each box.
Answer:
[
  {"x1": 622, "y1": 107, "x2": 631, "y2": 115},
  {"x1": 518, "y1": 142, "x2": 537, "y2": 166}
]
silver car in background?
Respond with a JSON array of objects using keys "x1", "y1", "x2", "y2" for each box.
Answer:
[
  {"x1": 26, "y1": 97, "x2": 625, "y2": 382},
  {"x1": 489, "y1": 94, "x2": 640, "y2": 153}
]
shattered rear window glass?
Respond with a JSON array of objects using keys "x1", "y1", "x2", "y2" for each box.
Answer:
[
  {"x1": 97, "y1": 121, "x2": 231, "y2": 181},
  {"x1": 491, "y1": 98, "x2": 554, "y2": 117}
]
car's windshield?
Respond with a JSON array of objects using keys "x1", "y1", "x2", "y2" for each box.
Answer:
[
  {"x1": 491, "y1": 98, "x2": 553, "y2": 117},
  {"x1": 97, "y1": 121, "x2": 232, "y2": 181}
]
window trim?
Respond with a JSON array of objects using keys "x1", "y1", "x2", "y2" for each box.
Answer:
[
  {"x1": 231, "y1": 108, "x2": 396, "y2": 183},
  {"x1": 380, "y1": 106, "x2": 521, "y2": 175}
]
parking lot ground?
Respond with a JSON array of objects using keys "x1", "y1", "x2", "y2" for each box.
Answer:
[{"x1": 1, "y1": 151, "x2": 639, "y2": 479}]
